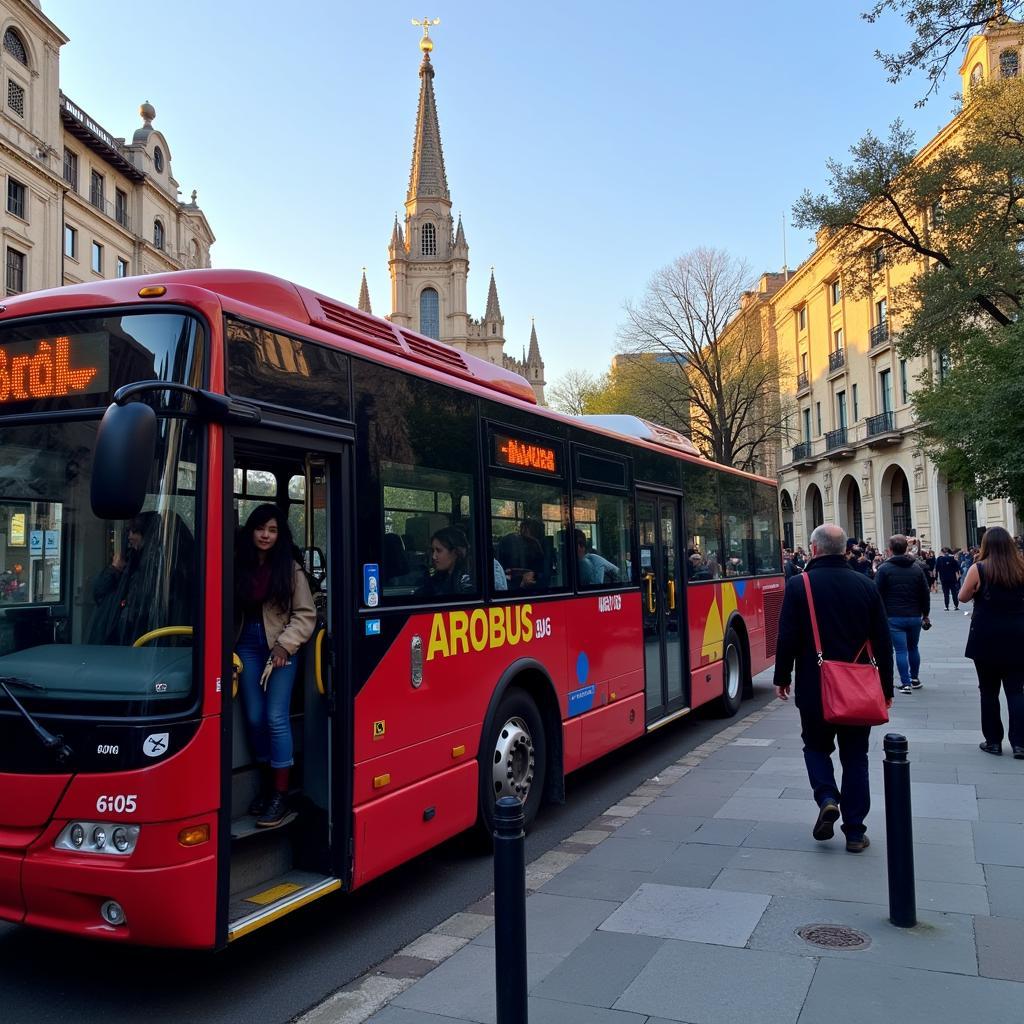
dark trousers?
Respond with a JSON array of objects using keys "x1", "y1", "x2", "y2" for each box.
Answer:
[
  {"x1": 800, "y1": 711, "x2": 871, "y2": 838},
  {"x1": 941, "y1": 578, "x2": 959, "y2": 609},
  {"x1": 974, "y1": 661, "x2": 1024, "y2": 749}
]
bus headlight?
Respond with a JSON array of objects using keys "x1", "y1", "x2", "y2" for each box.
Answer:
[{"x1": 55, "y1": 822, "x2": 140, "y2": 856}]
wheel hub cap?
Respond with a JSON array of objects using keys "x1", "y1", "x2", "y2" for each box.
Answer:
[
  {"x1": 726, "y1": 645, "x2": 741, "y2": 700},
  {"x1": 492, "y1": 716, "x2": 535, "y2": 802}
]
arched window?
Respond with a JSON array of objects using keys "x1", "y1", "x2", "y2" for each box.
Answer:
[
  {"x1": 154, "y1": 219, "x2": 164, "y2": 250},
  {"x1": 3, "y1": 29, "x2": 28, "y2": 65},
  {"x1": 1001, "y1": 49, "x2": 1019, "y2": 78},
  {"x1": 421, "y1": 222, "x2": 436, "y2": 256},
  {"x1": 971, "y1": 63, "x2": 984, "y2": 88},
  {"x1": 153, "y1": 146, "x2": 164, "y2": 173},
  {"x1": 419, "y1": 287, "x2": 439, "y2": 339}
]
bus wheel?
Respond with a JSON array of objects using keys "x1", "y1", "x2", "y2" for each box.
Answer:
[
  {"x1": 716, "y1": 627, "x2": 744, "y2": 718},
  {"x1": 480, "y1": 689, "x2": 547, "y2": 835}
]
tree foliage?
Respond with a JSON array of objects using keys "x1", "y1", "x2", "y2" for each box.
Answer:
[
  {"x1": 863, "y1": 1, "x2": 1022, "y2": 105},
  {"x1": 793, "y1": 76, "x2": 1024, "y2": 506},
  {"x1": 547, "y1": 369, "x2": 601, "y2": 416},
  {"x1": 617, "y1": 248, "x2": 789, "y2": 472}
]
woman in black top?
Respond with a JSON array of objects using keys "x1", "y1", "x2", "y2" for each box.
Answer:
[
  {"x1": 959, "y1": 526, "x2": 1024, "y2": 758},
  {"x1": 422, "y1": 525, "x2": 473, "y2": 596}
]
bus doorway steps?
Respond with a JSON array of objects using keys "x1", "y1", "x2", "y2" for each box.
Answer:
[
  {"x1": 227, "y1": 870, "x2": 340, "y2": 941},
  {"x1": 230, "y1": 820, "x2": 295, "y2": 897}
]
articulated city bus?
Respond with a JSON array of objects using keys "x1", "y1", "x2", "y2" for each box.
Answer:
[{"x1": 0, "y1": 270, "x2": 783, "y2": 948}]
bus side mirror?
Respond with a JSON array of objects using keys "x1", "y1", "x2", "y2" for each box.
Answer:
[{"x1": 90, "y1": 402, "x2": 157, "y2": 519}]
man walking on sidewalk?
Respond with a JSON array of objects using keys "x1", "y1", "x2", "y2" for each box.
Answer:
[
  {"x1": 875, "y1": 535, "x2": 931, "y2": 694},
  {"x1": 774, "y1": 524, "x2": 894, "y2": 852},
  {"x1": 936, "y1": 547, "x2": 961, "y2": 611}
]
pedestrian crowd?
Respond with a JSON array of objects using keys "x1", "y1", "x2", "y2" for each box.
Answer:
[{"x1": 773, "y1": 523, "x2": 1024, "y2": 854}]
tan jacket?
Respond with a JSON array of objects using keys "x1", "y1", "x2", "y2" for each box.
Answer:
[{"x1": 239, "y1": 563, "x2": 317, "y2": 656}]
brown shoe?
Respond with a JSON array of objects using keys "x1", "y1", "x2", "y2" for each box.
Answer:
[{"x1": 846, "y1": 835, "x2": 870, "y2": 853}]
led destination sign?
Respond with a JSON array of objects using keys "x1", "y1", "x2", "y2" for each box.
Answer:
[
  {"x1": 493, "y1": 432, "x2": 558, "y2": 475},
  {"x1": 0, "y1": 334, "x2": 108, "y2": 405}
]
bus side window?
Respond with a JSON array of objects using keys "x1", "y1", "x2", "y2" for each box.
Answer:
[{"x1": 682, "y1": 464, "x2": 723, "y2": 582}]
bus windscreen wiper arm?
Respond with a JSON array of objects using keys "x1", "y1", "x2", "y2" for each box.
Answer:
[{"x1": 0, "y1": 677, "x2": 74, "y2": 764}]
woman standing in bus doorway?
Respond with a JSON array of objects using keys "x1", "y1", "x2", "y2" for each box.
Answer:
[
  {"x1": 958, "y1": 526, "x2": 1024, "y2": 759},
  {"x1": 236, "y1": 504, "x2": 316, "y2": 827}
]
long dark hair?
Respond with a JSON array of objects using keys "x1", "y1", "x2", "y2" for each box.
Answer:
[
  {"x1": 431, "y1": 524, "x2": 469, "y2": 578},
  {"x1": 236, "y1": 504, "x2": 297, "y2": 612},
  {"x1": 978, "y1": 526, "x2": 1024, "y2": 589}
]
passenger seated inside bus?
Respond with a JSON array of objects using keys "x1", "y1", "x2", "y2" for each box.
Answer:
[
  {"x1": 234, "y1": 504, "x2": 316, "y2": 829},
  {"x1": 574, "y1": 529, "x2": 620, "y2": 586},
  {"x1": 418, "y1": 525, "x2": 473, "y2": 597}
]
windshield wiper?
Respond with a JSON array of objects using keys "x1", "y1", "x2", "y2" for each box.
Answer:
[{"x1": 0, "y1": 677, "x2": 74, "y2": 764}]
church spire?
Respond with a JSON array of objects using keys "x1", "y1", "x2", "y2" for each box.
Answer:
[
  {"x1": 484, "y1": 267, "x2": 503, "y2": 323},
  {"x1": 407, "y1": 26, "x2": 450, "y2": 205},
  {"x1": 527, "y1": 318, "x2": 541, "y2": 363},
  {"x1": 357, "y1": 268, "x2": 372, "y2": 314}
]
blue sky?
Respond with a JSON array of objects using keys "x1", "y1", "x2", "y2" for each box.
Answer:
[{"x1": 49, "y1": 0, "x2": 962, "y2": 387}]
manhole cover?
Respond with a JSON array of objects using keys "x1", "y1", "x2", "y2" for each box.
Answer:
[{"x1": 797, "y1": 923, "x2": 871, "y2": 950}]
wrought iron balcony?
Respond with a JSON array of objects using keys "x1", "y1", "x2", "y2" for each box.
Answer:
[
  {"x1": 869, "y1": 322, "x2": 890, "y2": 349},
  {"x1": 796, "y1": 371, "x2": 809, "y2": 393},
  {"x1": 828, "y1": 349, "x2": 845, "y2": 373},
  {"x1": 791, "y1": 441, "x2": 813, "y2": 463},
  {"x1": 866, "y1": 411, "x2": 895, "y2": 437},
  {"x1": 825, "y1": 426, "x2": 853, "y2": 454}
]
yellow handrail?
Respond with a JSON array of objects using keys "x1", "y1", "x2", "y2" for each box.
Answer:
[
  {"x1": 315, "y1": 628, "x2": 327, "y2": 696},
  {"x1": 645, "y1": 574, "x2": 656, "y2": 614},
  {"x1": 132, "y1": 626, "x2": 193, "y2": 647},
  {"x1": 667, "y1": 578, "x2": 676, "y2": 611},
  {"x1": 232, "y1": 653, "x2": 242, "y2": 699}
]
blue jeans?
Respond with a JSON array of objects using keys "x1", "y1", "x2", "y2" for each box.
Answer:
[
  {"x1": 888, "y1": 616, "x2": 922, "y2": 687},
  {"x1": 237, "y1": 619, "x2": 299, "y2": 768}
]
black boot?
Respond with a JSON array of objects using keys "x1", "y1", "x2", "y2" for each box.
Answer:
[{"x1": 248, "y1": 764, "x2": 272, "y2": 816}]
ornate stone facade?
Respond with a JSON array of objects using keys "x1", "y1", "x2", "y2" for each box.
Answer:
[{"x1": 0, "y1": 1, "x2": 214, "y2": 298}]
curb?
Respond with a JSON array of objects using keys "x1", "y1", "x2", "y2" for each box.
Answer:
[{"x1": 295, "y1": 698, "x2": 784, "y2": 1023}]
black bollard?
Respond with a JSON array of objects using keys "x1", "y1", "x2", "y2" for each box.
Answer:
[
  {"x1": 883, "y1": 733, "x2": 917, "y2": 927},
  {"x1": 493, "y1": 795, "x2": 528, "y2": 1024}
]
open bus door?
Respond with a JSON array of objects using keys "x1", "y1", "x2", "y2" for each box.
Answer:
[{"x1": 219, "y1": 433, "x2": 352, "y2": 944}]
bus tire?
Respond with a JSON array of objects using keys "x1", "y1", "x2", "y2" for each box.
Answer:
[
  {"x1": 716, "y1": 627, "x2": 744, "y2": 718},
  {"x1": 479, "y1": 688, "x2": 547, "y2": 836}
]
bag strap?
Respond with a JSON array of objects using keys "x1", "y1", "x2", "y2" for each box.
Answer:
[
  {"x1": 801, "y1": 571, "x2": 824, "y2": 661},
  {"x1": 802, "y1": 571, "x2": 878, "y2": 668}
]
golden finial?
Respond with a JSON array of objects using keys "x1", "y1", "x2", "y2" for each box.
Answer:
[{"x1": 412, "y1": 17, "x2": 440, "y2": 53}]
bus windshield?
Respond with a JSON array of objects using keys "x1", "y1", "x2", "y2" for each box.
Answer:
[{"x1": 0, "y1": 312, "x2": 204, "y2": 718}]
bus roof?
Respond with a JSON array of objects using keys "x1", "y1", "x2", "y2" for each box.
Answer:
[{"x1": 0, "y1": 268, "x2": 778, "y2": 487}]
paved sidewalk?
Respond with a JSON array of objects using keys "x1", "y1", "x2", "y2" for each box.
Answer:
[{"x1": 306, "y1": 609, "x2": 1024, "y2": 1024}]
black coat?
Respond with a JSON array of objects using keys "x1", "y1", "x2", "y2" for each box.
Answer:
[
  {"x1": 936, "y1": 554, "x2": 960, "y2": 582},
  {"x1": 773, "y1": 554, "x2": 895, "y2": 719},
  {"x1": 875, "y1": 555, "x2": 930, "y2": 617}
]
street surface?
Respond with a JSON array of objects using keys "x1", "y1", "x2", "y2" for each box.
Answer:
[{"x1": 0, "y1": 685, "x2": 773, "y2": 1024}]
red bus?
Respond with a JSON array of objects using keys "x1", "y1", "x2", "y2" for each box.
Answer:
[{"x1": 0, "y1": 270, "x2": 783, "y2": 948}]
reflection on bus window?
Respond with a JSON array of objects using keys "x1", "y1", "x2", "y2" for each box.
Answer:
[
  {"x1": 720, "y1": 476, "x2": 754, "y2": 578},
  {"x1": 490, "y1": 476, "x2": 568, "y2": 594},
  {"x1": 381, "y1": 461, "x2": 475, "y2": 600},
  {"x1": 573, "y1": 491, "x2": 632, "y2": 587},
  {"x1": 682, "y1": 464, "x2": 723, "y2": 582}
]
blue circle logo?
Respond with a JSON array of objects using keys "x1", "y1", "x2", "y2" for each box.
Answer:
[{"x1": 576, "y1": 651, "x2": 589, "y2": 685}]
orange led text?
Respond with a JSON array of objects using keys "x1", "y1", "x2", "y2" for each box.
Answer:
[
  {"x1": 497, "y1": 435, "x2": 556, "y2": 473},
  {"x1": 0, "y1": 337, "x2": 99, "y2": 403}
]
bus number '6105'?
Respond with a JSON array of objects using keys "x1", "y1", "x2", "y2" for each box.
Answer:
[{"x1": 96, "y1": 794, "x2": 137, "y2": 814}]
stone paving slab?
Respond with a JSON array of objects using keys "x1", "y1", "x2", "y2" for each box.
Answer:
[
  {"x1": 614, "y1": 940, "x2": 817, "y2": 1024},
  {"x1": 648, "y1": 842, "x2": 736, "y2": 888},
  {"x1": 599, "y1": 883, "x2": 770, "y2": 947},
  {"x1": 977, "y1": 798, "x2": 1024, "y2": 822},
  {"x1": 388, "y1": 945, "x2": 563, "y2": 1024},
  {"x1": 747, "y1": 894, "x2": 979, "y2": 975},
  {"x1": 797, "y1": 958, "x2": 1024, "y2": 1023},
  {"x1": 579, "y1": 835, "x2": 680, "y2": 872},
  {"x1": 615, "y1": 812, "x2": 706, "y2": 842},
  {"x1": 470, "y1": 893, "x2": 617, "y2": 955},
  {"x1": 984, "y1": 864, "x2": 1024, "y2": 919},
  {"x1": 972, "y1": 821, "x2": 1024, "y2": 866},
  {"x1": 539, "y1": 862, "x2": 652, "y2": 902},
  {"x1": 974, "y1": 915, "x2": 1024, "y2": 981},
  {"x1": 530, "y1": 930, "x2": 665, "y2": 1008}
]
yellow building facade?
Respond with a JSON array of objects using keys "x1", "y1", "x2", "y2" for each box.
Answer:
[{"x1": 776, "y1": 17, "x2": 1021, "y2": 551}]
